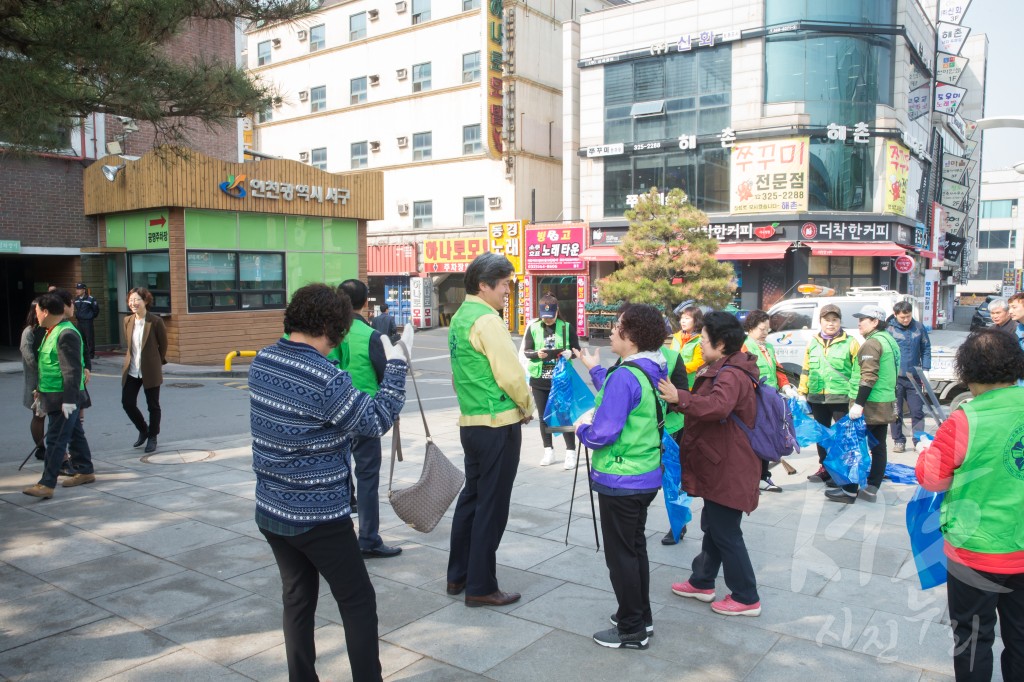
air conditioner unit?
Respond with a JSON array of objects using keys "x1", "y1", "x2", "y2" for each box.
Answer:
[
  {"x1": 395, "y1": 0, "x2": 407, "y2": 12},
  {"x1": 240, "y1": 48, "x2": 248, "y2": 56},
  {"x1": 488, "y1": 196, "x2": 502, "y2": 209},
  {"x1": 369, "y1": 74, "x2": 380, "y2": 86},
  {"x1": 272, "y1": 38, "x2": 282, "y2": 48},
  {"x1": 396, "y1": 68, "x2": 408, "y2": 80},
  {"x1": 397, "y1": 202, "x2": 410, "y2": 214},
  {"x1": 298, "y1": 90, "x2": 309, "y2": 101},
  {"x1": 299, "y1": 150, "x2": 309, "y2": 161},
  {"x1": 297, "y1": 29, "x2": 307, "y2": 41},
  {"x1": 369, "y1": 140, "x2": 381, "y2": 152},
  {"x1": 397, "y1": 136, "x2": 408, "y2": 147},
  {"x1": 368, "y1": 8, "x2": 379, "y2": 19}
]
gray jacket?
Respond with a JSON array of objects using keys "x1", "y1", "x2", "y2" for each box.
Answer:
[{"x1": 20, "y1": 325, "x2": 43, "y2": 410}]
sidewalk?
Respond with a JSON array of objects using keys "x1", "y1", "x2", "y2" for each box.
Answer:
[{"x1": 0, "y1": 408, "x2": 982, "y2": 681}]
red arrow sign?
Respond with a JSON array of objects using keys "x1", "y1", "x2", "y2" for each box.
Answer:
[{"x1": 149, "y1": 217, "x2": 166, "y2": 228}]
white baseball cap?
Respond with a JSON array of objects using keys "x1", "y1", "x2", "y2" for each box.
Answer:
[{"x1": 852, "y1": 304, "x2": 887, "y2": 322}]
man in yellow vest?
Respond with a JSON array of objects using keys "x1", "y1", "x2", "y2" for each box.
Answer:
[
  {"x1": 339, "y1": 279, "x2": 402, "y2": 558},
  {"x1": 23, "y1": 293, "x2": 96, "y2": 499},
  {"x1": 447, "y1": 253, "x2": 536, "y2": 607}
]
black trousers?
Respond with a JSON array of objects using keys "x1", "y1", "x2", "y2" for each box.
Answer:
[
  {"x1": 599, "y1": 491, "x2": 657, "y2": 635},
  {"x1": 531, "y1": 385, "x2": 576, "y2": 450},
  {"x1": 350, "y1": 434, "x2": 383, "y2": 550},
  {"x1": 841, "y1": 422, "x2": 888, "y2": 492},
  {"x1": 448, "y1": 423, "x2": 521, "y2": 596},
  {"x1": 891, "y1": 376, "x2": 926, "y2": 445},
  {"x1": 946, "y1": 562, "x2": 1024, "y2": 682},
  {"x1": 689, "y1": 499, "x2": 759, "y2": 605},
  {"x1": 261, "y1": 519, "x2": 381, "y2": 682},
  {"x1": 122, "y1": 375, "x2": 161, "y2": 437},
  {"x1": 809, "y1": 401, "x2": 849, "y2": 464},
  {"x1": 78, "y1": 319, "x2": 96, "y2": 358}
]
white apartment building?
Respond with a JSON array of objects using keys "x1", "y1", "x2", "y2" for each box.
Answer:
[
  {"x1": 961, "y1": 168, "x2": 1024, "y2": 298},
  {"x1": 246, "y1": 0, "x2": 610, "y2": 324}
]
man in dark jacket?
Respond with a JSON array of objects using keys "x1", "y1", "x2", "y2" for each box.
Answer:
[
  {"x1": 989, "y1": 298, "x2": 1017, "y2": 336},
  {"x1": 887, "y1": 301, "x2": 930, "y2": 453},
  {"x1": 371, "y1": 302, "x2": 399, "y2": 343},
  {"x1": 73, "y1": 283, "x2": 99, "y2": 359}
]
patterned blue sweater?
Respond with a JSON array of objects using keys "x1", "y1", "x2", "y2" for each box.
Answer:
[{"x1": 249, "y1": 338, "x2": 407, "y2": 528}]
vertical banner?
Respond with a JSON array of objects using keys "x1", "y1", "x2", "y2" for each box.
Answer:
[
  {"x1": 488, "y1": 221, "x2": 525, "y2": 275},
  {"x1": 923, "y1": 269, "x2": 940, "y2": 330},
  {"x1": 409, "y1": 276, "x2": 433, "y2": 329},
  {"x1": 576, "y1": 275, "x2": 588, "y2": 339},
  {"x1": 729, "y1": 137, "x2": 809, "y2": 213},
  {"x1": 884, "y1": 140, "x2": 910, "y2": 215},
  {"x1": 485, "y1": 0, "x2": 504, "y2": 158},
  {"x1": 520, "y1": 276, "x2": 532, "y2": 335}
]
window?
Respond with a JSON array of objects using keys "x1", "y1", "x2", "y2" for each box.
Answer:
[
  {"x1": 309, "y1": 24, "x2": 325, "y2": 52},
  {"x1": 463, "y1": 51, "x2": 481, "y2": 83},
  {"x1": 256, "y1": 108, "x2": 272, "y2": 124},
  {"x1": 413, "y1": 201, "x2": 433, "y2": 228},
  {"x1": 806, "y1": 256, "x2": 874, "y2": 295},
  {"x1": 187, "y1": 251, "x2": 286, "y2": 312},
  {"x1": 463, "y1": 0, "x2": 479, "y2": 8},
  {"x1": 413, "y1": 131, "x2": 432, "y2": 160},
  {"x1": 976, "y1": 261, "x2": 1015, "y2": 280},
  {"x1": 463, "y1": 124, "x2": 482, "y2": 154},
  {"x1": 412, "y1": 0, "x2": 430, "y2": 24},
  {"x1": 978, "y1": 230, "x2": 1017, "y2": 249},
  {"x1": 351, "y1": 141, "x2": 368, "y2": 169},
  {"x1": 980, "y1": 199, "x2": 1016, "y2": 219},
  {"x1": 311, "y1": 147, "x2": 327, "y2": 170},
  {"x1": 765, "y1": 0, "x2": 895, "y2": 25},
  {"x1": 350, "y1": 77, "x2": 366, "y2": 104},
  {"x1": 463, "y1": 196, "x2": 485, "y2": 226},
  {"x1": 603, "y1": 146, "x2": 729, "y2": 215},
  {"x1": 310, "y1": 85, "x2": 326, "y2": 113},
  {"x1": 257, "y1": 40, "x2": 272, "y2": 66},
  {"x1": 412, "y1": 62, "x2": 431, "y2": 92},
  {"x1": 350, "y1": 12, "x2": 366, "y2": 41},
  {"x1": 129, "y1": 252, "x2": 171, "y2": 312}
]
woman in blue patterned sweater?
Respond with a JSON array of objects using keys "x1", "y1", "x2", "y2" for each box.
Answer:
[{"x1": 249, "y1": 283, "x2": 411, "y2": 682}]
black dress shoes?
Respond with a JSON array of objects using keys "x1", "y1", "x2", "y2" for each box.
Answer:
[
  {"x1": 465, "y1": 590, "x2": 521, "y2": 607},
  {"x1": 824, "y1": 488, "x2": 856, "y2": 504},
  {"x1": 133, "y1": 432, "x2": 147, "y2": 448},
  {"x1": 144, "y1": 436, "x2": 157, "y2": 453},
  {"x1": 446, "y1": 581, "x2": 466, "y2": 595},
  {"x1": 361, "y1": 544, "x2": 402, "y2": 558}
]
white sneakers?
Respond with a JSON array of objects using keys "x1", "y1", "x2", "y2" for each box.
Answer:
[
  {"x1": 563, "y1": 449, "x2": 577, "y2": 470},
  {"x1": 539, "y1": 447, "x2": 556, "y2": 466}
]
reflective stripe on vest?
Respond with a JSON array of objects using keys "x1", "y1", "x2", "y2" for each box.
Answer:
[{"x1": 449, "y1": 299, "x2": 514, "y2": 417}]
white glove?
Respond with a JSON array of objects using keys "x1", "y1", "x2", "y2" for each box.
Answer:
[
  {"x1": 61, "y1": 403, "x2": 76, "y2": 419},
  {"x1": 573, "y1": 408, "x2": 595, "y2": 428},
  {"x1": 918, "y1": 434, "x2": 933, "y2": 450},
  {"x1": 781, "y1": 384, "x2": 797, "y2": 399},
  {"x1": 380, "y1": 324, "x2": 415, "y2": 362},
  {"x1": 560, "y1": 349, "x2": 574, "y2": 359},
  {"x1": 848, "y1": 403, "x2": 864, "y2": 420}
]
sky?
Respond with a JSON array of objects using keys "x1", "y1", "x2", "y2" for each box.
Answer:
[{"x1": 968, "y1": 1, "x2": 1024, "y2": 171}]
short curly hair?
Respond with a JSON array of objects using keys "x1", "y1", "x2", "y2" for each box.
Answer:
[
  {"x1": 284, "y1": 283, "x2": 353, "y2": 348},
  {"x1": 703, "y1": 311, "x2": 746, "y2": 355},
  {"x1": 955, "y1": 328, "x2": 1024, "y2": 385},
  {"x1": 616, "y1": 304, "x2": 668, "y2": 352},
  {"x1": 743, "y1": 309, "x2": 769, "y2": 332}
]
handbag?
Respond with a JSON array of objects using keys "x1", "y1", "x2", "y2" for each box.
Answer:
[{"x1": 387, "y1": 341, "x2": 465, "y2": 533}]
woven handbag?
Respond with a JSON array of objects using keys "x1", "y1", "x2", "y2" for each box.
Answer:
[{"x1": 387, "y1": 342, "x2": 465, "y2": 532}]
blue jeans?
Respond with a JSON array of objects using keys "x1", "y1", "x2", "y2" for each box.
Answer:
[
  {"x1": 40, "y1": 407, "x2": 93, "y2": 488},
  {"x1": 891, "y1": 375, "x2": 925, "y2": 445}
]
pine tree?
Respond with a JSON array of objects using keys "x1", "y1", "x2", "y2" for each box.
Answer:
[
  {"x1": 0, "y1": 0, "x2": 318, "y2": 151},
  {"x1": 598, "y1": 188, "x2": 736, "y2": 319}
]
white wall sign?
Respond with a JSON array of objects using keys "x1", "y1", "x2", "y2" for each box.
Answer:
[
  {"x1": 939, "y1": 0, "x2": 972, "y2": 25},
  {"x1": 934, "y1": 82, "x2": 967, "y2": 117},
  {"x1": 586, "y1": 143, "x2": 624, "y2": 158},
  {"x1": 948, "y1": 112, "x2": 968, "y2": 142},
  {"x1": 908, "y1": 83, "x2": 931, "y2": 121},
  {"x1": 936, "y1": 52, "x2": 968, "y2": 84},
  {"x1": 936, "y1": 22, "x2": 970, "y2": 54},
  {"x1": 940, "y1": 179, "x2": 969, "y2": 209},
  {"x1": 941, "y1": 206, "x2": 966, "y2": 235},
  {"x1": 941, "y1": 153, "x2": 969, "y2": 182}
]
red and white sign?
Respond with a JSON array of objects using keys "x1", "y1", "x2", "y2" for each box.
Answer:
[
  {"x1": 576, "y1": 275, "x2": 588, "y2": 338},
  {"x1": 525, "y1": 225, "x2": 586, "y2": 271},
  {"x1": 754, "y1": 222, "x2": 777, "y2": 240},
  {"x1": 801, "y1": 222, "x2": 817, "y2": 239},
  {"x1": 894, "y1": 255, "x2": 916, "y2": 274}
]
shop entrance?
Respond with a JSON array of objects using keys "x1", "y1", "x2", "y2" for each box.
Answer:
[{"x1": 536, "y1": 276, "x2": 580, "y2": 329}]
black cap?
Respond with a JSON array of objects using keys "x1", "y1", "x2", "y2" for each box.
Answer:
[{"x1": 75, "y1": 283, "x2": 87, "y2": 289}]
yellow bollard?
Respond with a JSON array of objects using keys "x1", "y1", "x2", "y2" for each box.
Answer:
[{"x1": 224, "y1": 350, "x2": 257, "y2": 372}]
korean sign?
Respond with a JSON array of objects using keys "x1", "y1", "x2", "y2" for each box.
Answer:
[
  {"x1": 576, "y1": 276, "x2": 588, "y2": 339},
  {"x1": 936, "y1": 22, "x2": 970, "y2": 54},
  {"x1": 942, "y1": 153, "x2": 969, "y2": 182},
  {"x1": 934, "y1": 83, "x2": 967, "y2": 117},
  {"x1": 940, "y1": 179, "x2": 969, "y2": 210},
  {"x1": 423, "y1": 237, "x2": 489, "y2": 273},
  {"x1": 729, "y1": 137, "x2": 809, "y2": 214},
  {"x1": 884, "y1": 141, "x2": 910, "y2": 216},
  {"x1": 525, "y1": 225, "x2": 586, "y2": 271},
  {"x1": 147, "y1": 214, "x2": 169, "y2": 249},
  {"x1": 488, "y1": 221, "x2": 525, "y2": 275},
  {"x1": 218, "y1": 174, "x2": 350, "y2": 205},
  {"x1": 939, "y1": 0, "x2": 972, "y2": 25},
  {"x1": 485, "y1": 0, "x2": 504, "y2": 158},
  {"x1": 936, "y1": 52, "x2": 968, "y2": 85}
]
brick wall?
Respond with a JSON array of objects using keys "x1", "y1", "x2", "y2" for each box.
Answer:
[{"x1": 0, "y1": 156, "x2": 95, "y2": 247}]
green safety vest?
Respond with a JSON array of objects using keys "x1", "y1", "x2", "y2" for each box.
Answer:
[
  {"x1": 449, "y1": 299, "x2": 515, "y2": 418},
  {"x1": 527, "y1": 319, "x2": 569, "y2": 379},
  {"x1": 745, "y1": 336, "x2": 780, "y2": 389},
  {"x1": 849, "y1": 330, "x2": 900, "y2": 403},
  {"x1": 941, "y1": 386, "x2": 1024, "y2": 555},
  {"x1": 591, "y1": 365, "x2": 663, "y2": 478},
  {"x1": 805, "y1": 334, "x2": 856, "y2": 396},
  {"x1": 340, "y1": 318, "x2": 379, "y2": 396},
  {"x1": 38, "y1": 321, "x2": 85, "y2": 393},
  {"x1": 678, "y1": 335, "x2": 701, "y2": 387},
  {"x1": 660, "y1": 347, "x2": 684, "y2": 433}
]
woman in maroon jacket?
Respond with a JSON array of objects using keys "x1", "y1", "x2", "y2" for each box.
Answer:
[{"x1": 657, "y1": 311, "x2": 763, "y2": 616}]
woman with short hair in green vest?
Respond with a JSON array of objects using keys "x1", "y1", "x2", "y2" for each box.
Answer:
[
  {"x1": 825, "y1": 304, "x2": 900, "y2": 504},
  {"x1": 576, "y1": 304, "x2": 670, "y2": 650},
  {"x1": 916, "y1": 329, "x2": 1024, "y2": 681},
  {"x1": 742, "y1": 310, "x2": 798, "y2": 493},
  {"x1": 523, "y1": 294, "x2": 581, "y2": 469}
]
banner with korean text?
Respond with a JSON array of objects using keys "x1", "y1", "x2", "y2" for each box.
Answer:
[
  {"x1": 525, "y1": 225, "x2": 586, "y2": 271},
  {"x1": 729, "y1": 137, "x2": 809, "y2": 214},
  {"x1": 488, "y1": 221, "x2": 525, "y2": 275},
  {"x1": 884, "y1": 140, "x2": 911, "y2": 215},
  {"x1": 423, "y1": 237, "x2": 489, "y2": 273}
]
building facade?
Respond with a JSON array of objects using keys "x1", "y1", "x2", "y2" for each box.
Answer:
[{"x1": 959, "y1": 169, "x2": 1024, "y2": 300}]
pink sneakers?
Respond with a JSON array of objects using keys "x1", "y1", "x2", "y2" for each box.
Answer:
[
  {"x1": 670, "y1": 580, "x2": 715, "y2": 602},
  {"x1": 711, "y1": 595, "x2": 761, "y2": 616}
]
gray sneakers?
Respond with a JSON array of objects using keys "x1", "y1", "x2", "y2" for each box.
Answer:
[{"x1": 592, "y1": 627, "x2": 649, "y2": 649}]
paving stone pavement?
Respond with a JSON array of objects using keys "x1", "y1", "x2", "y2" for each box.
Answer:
[{"x1": 0, "y1": 407, "x2": 997, "y2": 681}]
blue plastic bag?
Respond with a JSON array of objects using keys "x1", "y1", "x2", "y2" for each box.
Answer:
[
  {"x1": 788, "y1": 398, "x2": 830, "y2": 448},
  {"x1": 660, "y1": 431, "x2": 692, "y2": 542},
  {"x1": 544, "y1": 357, "x2": 596, "y2": 428},
  {"x1": 906, "y1": 486, "x2": 947, "y2": 589},
  {"x1": 821, "y1": 416, "x2": 870, "y2": 487},
  {"x1": 884, "y1": 463, "x2": 918, "y2": 485}
]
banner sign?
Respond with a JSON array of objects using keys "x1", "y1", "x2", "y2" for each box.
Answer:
[
  {"x1": 940, "y1": 179, "x2": 969, "y2": 210},
  {"x1": 423, "y1": 237, "x2": 489, "y2": 273},
  {"x1": 936, "y1": 22, "x2": 970, "y2": 55},
  {"x1": 729, "y1": 137, "x2": 809, "y2": 214},
  {"x1": 936, "y1": 52, "x2": 968, "y2": 85},
  {"x1": 943, "y1": 233, "x2": 967, "y2": 264},
  {"x1": 935, "y1": 82, "x2": 967, "y2": 117},
  {"x1": 923, "y1": 269, "x2": 939, "y2": 330},
  {"x1": 964, "y1": 118, "x2": 979, "y2": 139},
  {"x1": 884, "y1": 140, "x2": 910, "y2": 216},
  {"x1": 939, "y1": 0, "x2": 972, "y2": 25},
  {"x1": 965, "y1": 138, "x2": 979, "y2": 155},
  {"x1": 409, "y1": 276, "x2": 433, "y2": 328},
  {"x1": 488, "y1": 221, "x2": 525, "y2": 275},
  {"x1": 942, "y1": 153, "x2": 969, "y2": 182},
  {"x1": 941, "y1": 206, "x2": 967, "y2": 236},
  {"x1": 589, "y1": 226, "x2": 629, "y2": 246},
  {"x1": 908, "y1": 83, "x2": 931, "y2": 121},
  {"x1": 485, "y1": 0, "x2": 504, "y2": 157},
  {"x1": 525, "y1": 224, "x2": 586, "y2": 271},
  {"x1": 948, "y1": 113, "x2": 968, "y2": 143},
  {"x1": 576, "y1": 276, "x2": 588, "y2": 339}
]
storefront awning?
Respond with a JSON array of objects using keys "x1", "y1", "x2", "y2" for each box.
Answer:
[
  {"x1": 714, "y1": 242, "x2": 792, "y2": 261},
  {"x1": 580, "y1": 245, "x2": 622, "y2": 262},
  {"x1": 807, "y1": 242, "x2": 905, "y2": 257},
  {"x1": 368, "y1": 243, "x2": 417, "y2": 275}
]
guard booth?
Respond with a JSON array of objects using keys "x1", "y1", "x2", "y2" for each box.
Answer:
[{"x1": 83, "y1": 148, "x2": 383, "y2": 364}]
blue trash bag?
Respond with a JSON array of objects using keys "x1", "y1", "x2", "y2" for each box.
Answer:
[
  {"x1": 905, "y1": 486, "x2": 948, "y2": 589},
  {"x1": 543, "y1": 357, "x2": 596, "y2": 428},
  {"x1": 789, "y1": 397, "x2": 830, "y2": 448},
  {"x1": 821, "y1": 416, "x2": 871, "y2": 487},
  {"x1": 884, "y1": 463, "x2": 918, "y2": 485},
  {"x1": 660, "y1": 431, "x2": 692, "y2": 543}
]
